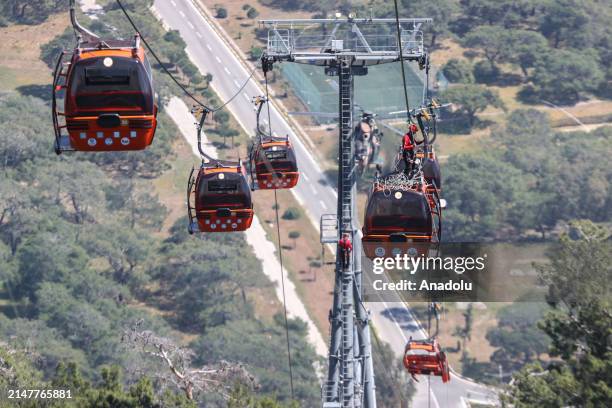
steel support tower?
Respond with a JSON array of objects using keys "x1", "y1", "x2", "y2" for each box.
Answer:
[{"x1": 260, "y1": 16, "x2": 430, "y2": 408}]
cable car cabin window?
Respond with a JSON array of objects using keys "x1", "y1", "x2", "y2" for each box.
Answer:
[
  {"x1": 197, "y1": 174, "x2": 251, "y2": 210},
  {"x1": 265, "y1": 149, "x2": 287, "y2": 160},
  {"x1": 208, "y1": 180, "x2": 238, "y2": 192},
  {"x1": 367, "y1": 191, "x2": 431, "y2": 232},
  {"x1": 256, "y1": 147, "x2": 297, "y2": 172},
  {"x1": 68, "y1": 56, "x2": 154, "y2": 115}
]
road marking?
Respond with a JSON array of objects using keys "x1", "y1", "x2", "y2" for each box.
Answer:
[
  {"x1": 302, "y1": 173, "x2": 309, "y2": 181},
  {"x1": 195, "y1": 31, "x2": 202, "y2": 38},
  {"x1": 379, "y1": 299, "x2": 408, "y2": 342},
  {"x1": 187, "y1": 22, "x2": 194, "y2": 29},
  {"x1": 170, "y1": 0, "x2": 176, "y2": 5},
  {"x1": 179, "y1": 10, "x2": 185, "y2": 18},
  {"x1": 206, "y1": 43, "x2": 212, "y2": 50},
  {"x1": 310, "y1": 185, "x2": 317, "y2": 194},
  {"x1": 430, "y1": 388, "x2": 441, "y2": 408},
  {"x1": 224, "y1": 67, "x2": 231, "y2": 75},
  {"x1": 319, "y1": 200, "x2": 327, "y2": 209},
  {"x1": 215, "y1": 56, "x2": 221, "y2": 63},
  {"x1": 233, "y1": 79, "x2": 240, "y2": 87},
  {"x1": 242, "y1": 92, "x2": 250, "y2": 101}
]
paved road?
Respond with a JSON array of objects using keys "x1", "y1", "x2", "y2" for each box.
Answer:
[{"x1": 153, "y1": 1, "x2": 498, "y2": 405}]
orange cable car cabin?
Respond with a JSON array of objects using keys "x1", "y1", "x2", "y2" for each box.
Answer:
[
  {"x1": 249, "y1": 137, "x2": 299, "y2": 190},
  {"x1": 188, "y1": 161, "x2": 254, "y2": 233},
  {"x1": 52, "y1": 35, "x2": 157, "y2": 153},
  {"x1": 403, "y1": 338, "x2": 450, "y2": 383},
  {"x1": 362, "y1": 170, "x2": 442, "y2": 259}
]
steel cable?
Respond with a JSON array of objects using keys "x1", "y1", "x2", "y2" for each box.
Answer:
[
  {"x1": 264, "y1": 68, "x2": 296, "y2": 400},
  {"x1": 393, "y1": 0, "x2": 412, "y2": 124}
]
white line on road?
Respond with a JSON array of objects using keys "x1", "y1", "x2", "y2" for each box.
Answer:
[
  {"x1": 206, "y1": 43, "x2": 212, "y2": 50},
  {"x1": 302, "y1": 173, "x2": 309, "y2": 182},
  {"x1": 233, "y1": 80, "x2": 240, "y2": 88},
  {"x1": 224, "y1": 67, "x2": 231, "y2": 75},
  {"x1": 170, "y1": 0, "x2": 176, "y2": 5},
  {"x1": 215, "y1": 56, "x2": 221, "y2": 63},
  {"x1": 319, "y1": 200, "x2": 327, "y2": 209},
  {"x1": 195, "y1": 31, "x2": 202, "y2": 38},
  {"x1": 379, "y1": 300, "x2": 408, "y2": 343},
  {"x1": 187, "y1": 22, "x2": 194, "y2": 29},
  {"x1": 242, "y1": 92, "x2": 250, "y2": 102},
  {"x1": 179, "y1": 10, "x2": 185, "y2": 17},
  {"x1": 310, "y1": 185, "x2": 318, "y2": 194}
]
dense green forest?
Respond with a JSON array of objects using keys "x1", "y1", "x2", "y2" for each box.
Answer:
[
  {"x1": 0, "y1": 92, "x2": 321, "y2": 405},
  {"x1": 503, "y1": 221, "x2": 611, "y2": 406},
  {"x1": 443, "y1": 110, "x2": 611, "y2": 241}
]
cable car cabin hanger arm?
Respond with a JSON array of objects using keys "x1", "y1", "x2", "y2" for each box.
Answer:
[{"x1": 69, "y1": 0, "x2": 98, "y2": 44}]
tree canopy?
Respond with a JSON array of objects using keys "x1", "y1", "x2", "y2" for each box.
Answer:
[{"x1": 504, "y1": 222, "x2": 612, "y2": 406}]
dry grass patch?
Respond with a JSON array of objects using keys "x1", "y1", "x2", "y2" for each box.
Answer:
[{"x1": 0, "y1": 13, "x2": 68, "y2": 89}]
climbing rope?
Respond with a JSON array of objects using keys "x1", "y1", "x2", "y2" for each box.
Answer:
[{"x1": 377, "y1": 170, "x2": 423, "y2": 195}]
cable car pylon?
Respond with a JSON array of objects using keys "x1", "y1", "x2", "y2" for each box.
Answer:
[{"x1": 260, "y1": 14, "x2": 431, "y2": 407}]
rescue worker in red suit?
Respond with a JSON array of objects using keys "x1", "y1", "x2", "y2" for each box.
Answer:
[
  {"x1": 402, "y1": 123, "x2": 419, "y2": 173},
  {"x1": 338, "y1": 233, "x2": 352, "y2": 270}
]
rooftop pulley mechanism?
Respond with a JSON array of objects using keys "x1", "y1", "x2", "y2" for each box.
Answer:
[
  {"x1": 52, "y1": 0, "x2": 157, "y2": 154},
  {"x1": 248, "y1": 96, "x2": 299, "y2": 190},
  {"x1": 187, "y1": 109, "x2": 254, "y2": 233},
  {"x1": 403, "y1": 337, "x2": 451, "y2": 383}
]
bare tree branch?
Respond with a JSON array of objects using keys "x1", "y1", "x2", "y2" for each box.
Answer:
[{"x1": 122, "y1": 324, "x2": 255, "y2": 401}]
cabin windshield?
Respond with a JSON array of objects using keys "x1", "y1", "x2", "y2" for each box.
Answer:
[
  {"x1": 367, "y1": 191, "x2": 431, "y2": 232},
  {"x1": 69, "y1": 56, "x2": 153, "y2": 114},
  {"x1": 256, "y1": 146, "x2": 297, "y2": 172}
]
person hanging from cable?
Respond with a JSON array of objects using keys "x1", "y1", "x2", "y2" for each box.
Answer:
[
  {"x1": 338, "y1": 233, "x2": 352, "y2": 270},
  {"x1": 402, "y1": 123, "x2": 419, "y2": 174}
]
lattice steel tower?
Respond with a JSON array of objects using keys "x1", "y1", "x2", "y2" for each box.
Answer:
[{"x1": 260, "y1": 15, "x2": 430, "y2": 408}]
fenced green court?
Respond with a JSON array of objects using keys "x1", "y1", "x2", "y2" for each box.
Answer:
[{"x1": 281, "y1": 62, "x2": 425, "y2": 122}]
